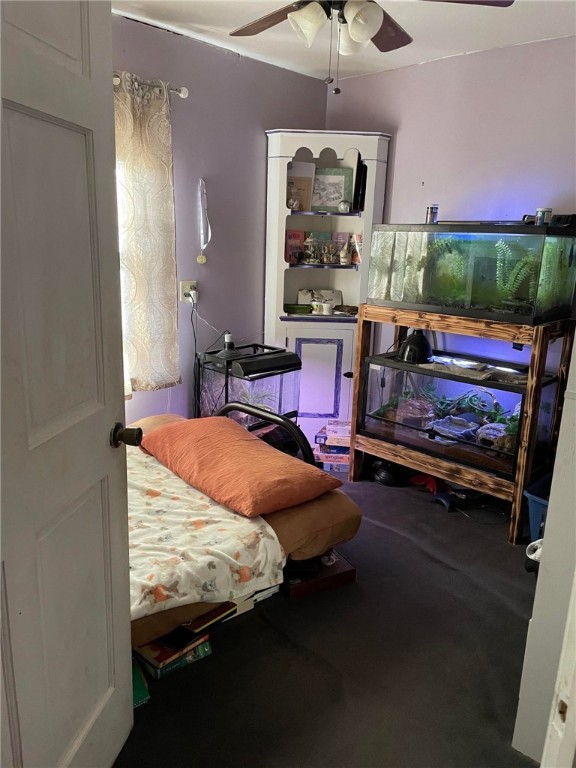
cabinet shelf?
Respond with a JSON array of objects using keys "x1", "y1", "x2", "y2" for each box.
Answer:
[
  {"x1": 288, "y1": 264, "x2": 359, "y2": 270},
  {"x1": 289, "y1": 210, "x2": 361, "y2": 217},
  {"x1": 280, "y1": 314, "x2": 358, "y2": 323},
  {"x1": 368, "y1": 350, "x2": 558, "y2": 394}
]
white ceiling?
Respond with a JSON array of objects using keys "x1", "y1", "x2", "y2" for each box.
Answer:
[{"x1": 112, "y1": 0, "x2": 576, "y2": 80}]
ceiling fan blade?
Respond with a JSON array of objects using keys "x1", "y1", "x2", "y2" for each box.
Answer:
[
  {"x1": 420, "y1": 0, "x2": 514, "y2": 7},
  {"x1": 230, "y1": 2, "x2": 308, "y2": 37},
  {"x1": 370, "y1": 10, "x2": 413, "y2": 53}
]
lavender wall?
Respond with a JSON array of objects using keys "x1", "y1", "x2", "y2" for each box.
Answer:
[
  {"x1": 114, "y1": 21, "x2": 575, "y2": 424},
  {"x1": 113, "y1": 17, "x2": 327, "y2": 423},
  {"x1": 327, "y1": 36, "x2": 576, "y2": 363},
  {"x1": 326, "y1": 36, "x2": 576, "y2": 763},
  {"x1": 326, "y1": 37, "x2": 576, "y2": 224}
]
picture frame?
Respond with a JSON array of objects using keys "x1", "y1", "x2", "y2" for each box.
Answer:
[
  {"x1": 287, "y1": 161, "x2": 315, "y2": 211},
  {"x1": 311, "y1": 167, "x2": 354, "y2": 212},
  {"x1": 286, "y1": 176, "x2": 313, "y2": 212}
]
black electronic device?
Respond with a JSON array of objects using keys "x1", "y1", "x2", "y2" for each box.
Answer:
[
  {"x1": 523, "y1": 213, "x2": 576, "y2": 227},
  {"x1": 551, "y1": 213, "x2": 576, "y2": 227}
]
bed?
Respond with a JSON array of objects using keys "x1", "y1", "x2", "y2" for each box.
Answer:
[{"x1": 127, "y1": 406, "x2": 362, "y2": 646}]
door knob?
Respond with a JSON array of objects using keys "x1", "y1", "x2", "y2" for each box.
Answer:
[{"x1": 110, "y1": 422, "x2": 143, "y2": 448}]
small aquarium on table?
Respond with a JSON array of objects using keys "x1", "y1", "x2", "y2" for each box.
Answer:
[
  {"x1": 199, "y1": 343, "x2": 301, "y2": 425},
  {"x1": 367, "y1": 224, "x2": 576, "y2": 324},
  {"x1": 360, "y1": 351, "x2": 557, "y2": 478}
]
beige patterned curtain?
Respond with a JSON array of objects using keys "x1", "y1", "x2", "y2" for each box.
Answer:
[{"x1": 113, "y1": 71, "x2": 180, "y2": 391}]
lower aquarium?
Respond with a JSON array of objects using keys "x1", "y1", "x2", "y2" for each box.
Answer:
[{"x1": 360, "y1": 351, "x2": 557, "y2": 477}]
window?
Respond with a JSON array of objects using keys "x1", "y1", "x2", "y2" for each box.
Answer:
[{"x1": 113, "y1": 71, "x2": 180, "y2": 392}]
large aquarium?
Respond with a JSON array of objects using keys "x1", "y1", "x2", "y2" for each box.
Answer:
[
  {"x1": 367, "y1": 224, "x2": 576, "y2": 324},
  {"x1": 360, "y1": 351, "x2": 557, "y2": 478}
]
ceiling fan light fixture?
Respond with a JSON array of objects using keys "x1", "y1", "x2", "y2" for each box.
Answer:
[
  {"x1": 287, "y1": 2, "x2": 327, "y2": 47},
  {"x1": 338, "y1": 22, "x2": 370, "y2": 55},
  {"x1": 344, "y1": 1, "x2": 384, "y2": 42}
]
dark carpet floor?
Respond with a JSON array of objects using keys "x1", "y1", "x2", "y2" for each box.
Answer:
[{"x1": 115, "y1": 480, "x2": 538, "y2": 768}]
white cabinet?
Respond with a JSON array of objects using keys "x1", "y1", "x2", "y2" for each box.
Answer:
[
  {"x1": 264, "y1": 130, "x2": 390, "y2": 441},
  {"x1": 285, "y1": 324, "x2": 355, "y2": 441}
]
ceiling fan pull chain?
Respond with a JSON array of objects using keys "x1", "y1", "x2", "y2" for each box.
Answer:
[
  {"x1": 333, "y1": 17, "x2": 341, "y2": 94},
  {"x1": 324, "y1": 8, "x2": 334, "y2": 84}
]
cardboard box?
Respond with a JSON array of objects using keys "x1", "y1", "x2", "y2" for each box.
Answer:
[
  {"x1": 315, "y1": 452, "x2": 349, "y2": 465},
  {"x1": 314, "y1": 427, "x2": 351, "y2": 447},
  {"x1": 325, "y1": 419, "x2": 351, "y2": 436},
  {"x1": 317, "y1": 444, "x2": 350, "y2": 455},
  {"x1": 322, "y1": 462, "x2": 349, "y2": 473}
]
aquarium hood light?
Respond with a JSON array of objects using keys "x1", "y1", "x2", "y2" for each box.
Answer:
[
  {"x1": 203, "y1": 341, "x2": 301, "y2": 380},
  {"x1": 397, "y1": 330, "x2": 433, "y2": 364}
]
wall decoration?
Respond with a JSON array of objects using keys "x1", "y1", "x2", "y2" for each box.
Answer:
[{"x1": 311, "y1": 167, "x2": 354, "y2": 212}]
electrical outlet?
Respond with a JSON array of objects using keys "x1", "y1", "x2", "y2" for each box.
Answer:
[{"x1": 179, "y1": 280, "x2": 198, "y2": 302}]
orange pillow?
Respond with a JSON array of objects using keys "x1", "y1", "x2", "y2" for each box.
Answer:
[{"x1": 140, "y1": 417, "x2": 342, "y2": 518}]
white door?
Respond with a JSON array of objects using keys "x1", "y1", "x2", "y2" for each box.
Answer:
[
  {"x1": 285, "y1": 325, "x2": 355, "y2": 444},
  {"x1": 1, "y1": 3, "x2": 133, "y2": 766},
  {"x1": 541, "y1": 571, "x2": 576, "y2": 768},
  {"x1": 513, "y1": 351, "x2": 576, "y2": 762}
]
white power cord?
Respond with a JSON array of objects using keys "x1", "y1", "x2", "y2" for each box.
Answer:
[{"x1": 184, "y1": 289, "x2": 198, "y2": 307}]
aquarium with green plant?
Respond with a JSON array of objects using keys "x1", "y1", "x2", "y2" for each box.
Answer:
[
  {"x1": 360, "y1": 351, "x2": 557, "y2": 477},
  {"x1": 367, "y1": 224, "x2": 576, "y2": 324},
  {"x1": 199, "y1": 366, "x2": 300, "y2": 425}
]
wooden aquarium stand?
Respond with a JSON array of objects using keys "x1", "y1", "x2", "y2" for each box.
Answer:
[{"x1": 349, "y1": 305, "x2": 575, "y2": 544}]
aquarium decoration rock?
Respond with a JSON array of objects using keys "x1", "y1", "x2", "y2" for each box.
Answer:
[{"x1": 428, "y1": 416, "x2": 479, "y2": 442}]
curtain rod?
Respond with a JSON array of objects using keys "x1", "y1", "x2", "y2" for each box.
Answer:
[
  {"x1": 112, "y1": 75, "x2": 188, "y2": 99},
  {"x1": 169, "y1": 86, "x2": 189, "y2": 99}
]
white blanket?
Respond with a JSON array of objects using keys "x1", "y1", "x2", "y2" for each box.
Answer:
[{"x1": 127, "y1": 446, "x2": 286, "y2": 621}]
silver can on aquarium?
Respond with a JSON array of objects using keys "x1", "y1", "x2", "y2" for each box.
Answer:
[
  {"x1": 425, "y1": 204, "x2": 439, "y2": 224},
  {"x1": 535, "y1": 208, "x2": 552, "y2": 226}
]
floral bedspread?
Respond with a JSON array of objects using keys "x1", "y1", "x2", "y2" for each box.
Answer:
[{"x1": 127, "y1": 446, "x2": 286, "y2": 621}]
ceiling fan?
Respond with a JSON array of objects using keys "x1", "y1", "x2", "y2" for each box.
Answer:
[{"x1": 230, "y1": 0, "x2": 515, "y2": 55}]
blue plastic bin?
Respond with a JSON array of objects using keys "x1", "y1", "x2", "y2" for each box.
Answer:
[{"x1": 523, "y1": 474, "x2": 552, "y2": 541}]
